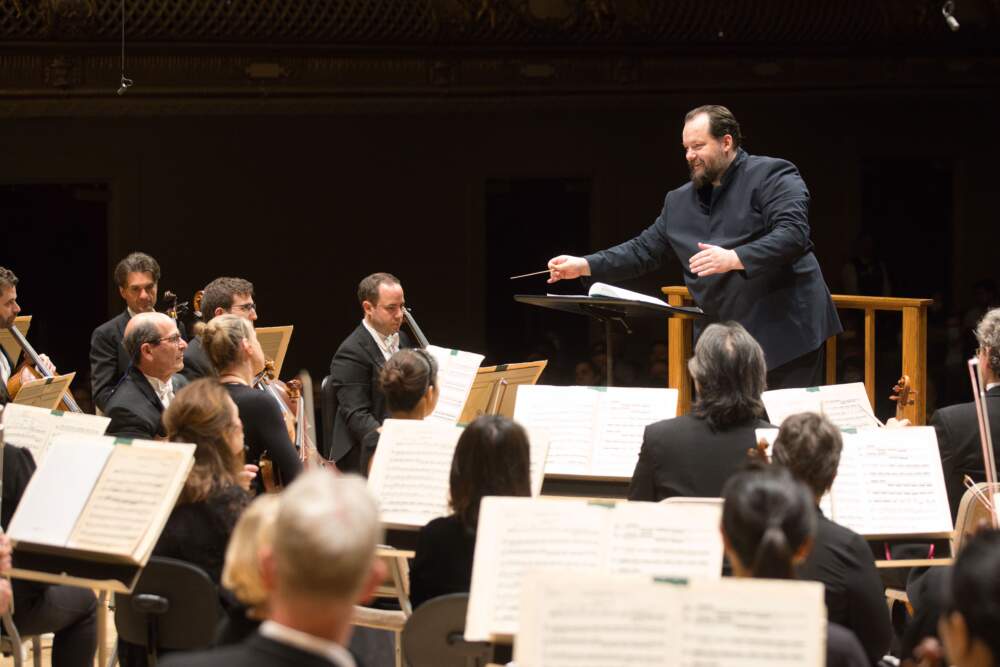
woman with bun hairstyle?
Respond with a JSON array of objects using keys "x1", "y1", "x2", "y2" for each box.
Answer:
[
  {"x1": 360, "y1": 348, "x2": 440, "y2": 474},
  {"x1": 202, "y1": 314, "x2": 301, "y2": 491}
]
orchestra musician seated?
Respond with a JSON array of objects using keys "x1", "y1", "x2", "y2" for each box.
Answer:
[
  {"x1": 409, "y1": 415, "x2": 531, "y2": 609},
  {"x1": 771, "y1": 412, "x2": 892, "y2": 665},
  {"x1": 90, "y1": 252, "x2": 167, "y2": 413},
  {"x1": 1, "y1": 433, "x2": 97, "y2": 667},
  {"x1": 0, "y1": 266, "x2": 58, "y2": 405},
  {"x1": 329, "y1": 272, "x2": 414, "y2": 473},
  {"x1": 629, "y1": 321, "x2": 773, "y2": 501},
  {"x1": 203, "y1": 314, "x2": 301, "y2": 491},
  {"x1": 720, "y1": 465, "x2": 868, "y2": 667},
  {"x1": 104, "y1": 312, "x2": 189, "y2": 440},
  {"x1": 117, "y1": 379, "x2": 253, "y2": 667},
  {"x1": 360, "y1": 348, "x2": 440, "y2": 475},
  {"x1": 160, "y1": 470, "x2": 385, "y2": 667},
  {"x1": 182, "y1": 277, "x2": 258, "y2": 381}
]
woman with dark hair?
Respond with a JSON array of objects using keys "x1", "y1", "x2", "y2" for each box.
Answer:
[
  {"x1": 772, "y1": 412, "x2": 891, "y2": 665},
  {"x1": 359, "y1": 348, "x2": 439, "y2": 474},
  {"x1": 629, "y1": 321, "x2": 772, "y2": 501},
  {"x1": 408, "y1": 415, "x2": 531, "y2": 608},
  {"x1": 721, "y1": 466, "x2": 869, "y2": 667},
  {"x1": 202, "y1": 314, "x2": 301, "y2": 491}
]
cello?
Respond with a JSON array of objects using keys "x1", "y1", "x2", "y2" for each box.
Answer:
[{"x1": 5, "y1": 325, "x2": 82, "y2": 413}]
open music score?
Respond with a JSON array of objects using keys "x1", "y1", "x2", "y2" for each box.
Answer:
[
  {"x1": 255, "y1": 325, "x2": 293, "y2": 377},
  {"x1": 10, "y1": 372, "x2": 77, "y2": 410},
  {"x1": 757, "y1": 426, "x2": 953, "y2": 538},
  {"x1": 464, "y1": 497, "x2": 723, "y2": 642},
  {"x1": 367, "y1": 419, "x2": 548, "y2": 529},
  {"x1": 514, "y1": 385, "x2": 678, "y2": 479},
  {"x1": 425, "y1": 346, "x2": 485, "y2": 424},
  {"x1": 762, "y1": 382, "x2": 881, "y2": 430},
  {"x1": 1, "y1": 402, "x2": 110, "y2": 464},
  {"x1": 0, "y1": 314, "x2": 31, "y2": 366},
  {"x1": 7, "y1": 435, "x2": 195, "y2": 592},
  {"x1": 514, "y1": 572, "x2": 826, "y2": 667},
  {"x1": 457, "y1": 360, "x2": 547, "y2": 423}
]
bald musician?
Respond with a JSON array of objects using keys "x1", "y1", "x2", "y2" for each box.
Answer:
[
  {"x1": 182, "y1": 276, "x2": 258, "y2": 381},
  {"x1": 104, "y1": 312, "x2": 189, "y2": 440}
]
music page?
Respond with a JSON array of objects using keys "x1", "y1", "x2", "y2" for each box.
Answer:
[
  {"x1": 1, "y1": 403, "x2": 110, "y2": 464},
  {"x1": 254, "y1": 325, "x2": 293, "y2": 377},
  {"x1": 6, "y1": 437, "x2": 113, "y2": 545},
  {"x1": 13, "y1": 373, "x2": 76, "y2": 410},
  {"x1": 68, "y1": 441, "x2": 194, "y2": 560},
  {"x1": 425, "y1": 346, "x2": 485, "y2": 424},
  {"x1": 762, "y1": 382, "x2": 874, "y2": 429},
  {"x1": 0, "y1": 315, "x2": 30, "y2": 367},
  {"x1": 588, "y1": 282, "x2": 669, "y2": 307},
  {"x1": 608, "y1": 501, "x2": 723, "y2": 577},
  {"x1": 820, "y1": 398, "x2": 882, "y2": 430},
  {"x1": 593, "y1": 387, "x2": 679, "y2": 477}
]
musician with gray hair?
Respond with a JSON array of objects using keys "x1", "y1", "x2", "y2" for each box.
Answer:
[{"x1": 629, "y1": 321, "x2": 773, "y2": 501}]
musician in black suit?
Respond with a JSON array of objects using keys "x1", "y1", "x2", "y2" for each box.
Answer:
[
  {"x1": 90, "y1": 252, "x2": 163, "y2": 412},
  {"x1": 181, "y1": 276, "x2": 258, "y2": 381},
  {"x1": 629, "y1": 321, "x2": 772, "y2": 501},
  {"x1": 772, "y1": 412, "x2": 892, "y2": 666},
  {"x1": 931, "y1": 306, "x2": 1000, "y2": 520},
  {"x1": 0, "y1": 266, "x2": 60, "y2": 406},
  {"x1": 329, "y1": 273, "x2": 413, "y2": 472},
  {"x1": 159, "y1": 470, "x2": 385, "y2": 667},
  {"x1": 105, "y1": 312, "x2": 188, "y2": 439},
  {"x1": 547, "y1": 105, "x2": 841, "y2": 389}
]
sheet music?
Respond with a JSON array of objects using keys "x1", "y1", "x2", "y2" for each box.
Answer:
[
  {"x1": 13, "y1": 372, "x2": 76, "y2": 410},
  {"x1": 588, "y1": 282, "x2": 669, "y2": 307},
  {"x1": 425, "y1": 346, "x2": 485, "y2": 424},
  {"x1": 0, "y1": 316, "x2": 30, "y2": 367},
  {"x1": 68, "y1": 441, "x2": 191, "y2": 559},
  {"x1": 254, "y1": 325, "x2": 293, "y2": 377},
  {"x1": 514, "y1": 385, "x2": 678, "y2": 478},
  {"x1": 1, "y1": 403, "x2": 110, "y2": 464},
  {"x1": 762, "y1": 382, "x2": 875, "y2": 429},
  {"x1": 464, "y1": 497, "x2": 723, "y2": 641},
  {"x1": 756, "y1": 428, "x2": 834, "y2": 516},
  {"x1": 6, "y1": 437, "x2": 113, "y2": 544},
  {"x1": 514, "y1": 574, "x2": 825, "y2": 667}
]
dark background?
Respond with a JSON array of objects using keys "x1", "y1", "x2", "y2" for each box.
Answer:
[{"x1": 1, "y1": 0, "x2": 997, "y2": 418}]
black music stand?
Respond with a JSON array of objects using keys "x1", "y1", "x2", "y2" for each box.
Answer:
[{"x1": 514, "y1": 294, "x2": 704, "y2": 387}]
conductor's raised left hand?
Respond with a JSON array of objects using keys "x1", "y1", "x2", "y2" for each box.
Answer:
[{"x1": 689, "y1": 243, "x2": 744, "y2": 277}]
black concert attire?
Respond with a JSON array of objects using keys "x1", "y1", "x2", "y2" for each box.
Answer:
[
  {"x1": 104, "y1": 366, "x2": 188, "y2": 440},
  {"x1": 2, "y1": 444, "x2": 98, "y2": 667},
  {"x1": 0, "y1": 343, "x2": 14, "y2": 405},
  {"x1": 628, "y1": 414, "x2": 772, "y2": 501},
  {"x1": 159, "y1": 629, "x2": 364, "y2": 667},
  {"x1": 328, "y1": 323, "x2": 412, "y2": 472},
  {"x1": 180, "y1": 336, "x2": 215, "y2": 381},
  {"x1": 797, "y1": 507, "x2": 892, "y2": 666},
  {"x1": 223, "y1": 383, "x2": 301, "y2": 490},
  {"x1": 584, "y1": 148, "x2": 842, "y2": 389},
  {"x1": 359, "y1": 430, "x2": 380, "y2": 478},
  {"x1": 826, "y1": 622, "x2": 871, "y2": 667},
  {"x1": 409, "y1": 515, "x2": 477, "y2": 609},
  {"x1": 89, "y1": 310, "x2": 132, "y2": 413}
]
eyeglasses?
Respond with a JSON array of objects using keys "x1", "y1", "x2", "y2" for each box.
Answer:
[
  {"x1": 231, "y1": 302, "x2": 257, "y2": 313},
  {"x1": 156, "y1": 333, "x2": 184, "y2": 346}
]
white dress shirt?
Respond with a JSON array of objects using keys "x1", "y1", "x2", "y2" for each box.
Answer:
[
  {"x1": 0, "y1": 350, "x2": 10, "y2": 385},
  {"x1": 361, "y1": 318, "x2": 399, "y2": 361},
  {"x1": 258, "y1": 620, "x2": 357, "y2": 667},
  {"x1": 143, "y1": 374, "x2": 175, "y2": 409}
]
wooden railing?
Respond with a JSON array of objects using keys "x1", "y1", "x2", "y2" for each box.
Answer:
[{"x1": 661, "y1": 287, "x2": 932, "y2": 424}]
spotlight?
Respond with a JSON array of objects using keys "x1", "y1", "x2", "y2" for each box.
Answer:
[{"x1": 942, "y1": 1, "x2": 960, "y2": 31}]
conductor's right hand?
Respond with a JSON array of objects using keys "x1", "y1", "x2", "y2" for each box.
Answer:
[{"x1": 547, "y1": 255, "x2": 591, "y2": 283}]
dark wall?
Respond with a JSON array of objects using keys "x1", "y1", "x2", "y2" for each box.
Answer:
[{"x1": 2, "y1": 85, "x2": 997, "y2": 385}]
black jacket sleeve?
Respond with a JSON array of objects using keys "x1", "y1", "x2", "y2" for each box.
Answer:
[
  {"x1": 90, "y1": 322, "x2": 123, "y2": 412},
  {"x1": 243, "y1": 391, "x2": 302, "y2": 486},
  {"x1": 330, "y1": 339, "x2": 382, "y2": 444}
]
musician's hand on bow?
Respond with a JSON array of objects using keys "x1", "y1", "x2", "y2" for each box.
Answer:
[
  {"x1": 239, "y1": 464, "x2": 259, "y2": 491},
  {"x1": 689, "y1": 243, "x2": 744, "y2": 277},
  {"x1": 547, "y1": 255, "x2": 591, "y2": 283},
  {"x1": 37, "y1": 353, "x2": 57, "y2": 375}
]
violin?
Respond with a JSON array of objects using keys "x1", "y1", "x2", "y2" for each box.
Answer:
[
  {"x1": 163, "y1": 289, "x2": 204, "y2": 339},
  {"x1": 890, "y1": 375, "x2": 915, "y2": 422},
  {"x1": 5, "y1": 326, "x2": 82, "y2": 413}
]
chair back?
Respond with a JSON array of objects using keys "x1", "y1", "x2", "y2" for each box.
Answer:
[
  {"x1": 114, "y1": 557, "x2": 221, "y2": 651},
  {"x1": 321, "y1": 374, "x2": 337, "y2": 460},
  {"x1": 402, "y1": 593, "x2": 492, "y2": 667},
  {"x1": 952, "y1": 482, "x2": 1000, "y2": 555}
]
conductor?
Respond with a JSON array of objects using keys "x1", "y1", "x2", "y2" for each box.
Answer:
[{"x1": 547, "y1": 105, "x2": 841, "y2": 390}]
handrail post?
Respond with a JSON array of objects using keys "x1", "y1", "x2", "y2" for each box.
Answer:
[
  {"x1": 666, "y1": 292, "x2": 693, "y2": 415},
  {"x1": 901, "y1": 303, "x2": 928, "y2": 424},
  {"x1": 864, "y1": 308, "x2": 876, "y2": 411}
]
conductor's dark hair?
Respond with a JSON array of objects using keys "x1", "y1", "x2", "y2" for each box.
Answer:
[
  {"x1": 114, "y1": 252, "x2": 161, "y2": 288},
  {"x1": 688, "y1": 322, "x2": 766, "y2": 430},
  {"x1": 771, "y1": 412, "x2": 843, "y2": 498},
  {"x1": 721, "y1": 465, "x2": 816, "y2": 580},
  {"x1": 0, "y1": 266, "x2": 18, "y2": 293},
  {"x1": 449, "y1": 416, "x2": 531, "y2": 532},
  {"x1": 379, "y1": 348, "x2": 438, "y2": 413},
  {"x1": 201, "y1": 277, "x2": 255, "y2": 320},
  {"x1": 357, "y1": 272, "x2": 400, "y2": 307},
  {"x1": 685, "y1": 104, "x2": 742, "y2": 149},
  {"x1": 943, "y1": 529, "x2": 1000, "y2": 660}
]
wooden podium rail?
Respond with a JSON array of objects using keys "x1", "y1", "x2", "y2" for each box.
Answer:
[{"x1": 661, "y1": 287, "x2": 932, "y2": 424}]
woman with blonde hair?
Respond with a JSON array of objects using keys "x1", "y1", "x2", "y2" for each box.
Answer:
[{"x1": 202, "y1": 314, "x2": 301, "y2": 491}]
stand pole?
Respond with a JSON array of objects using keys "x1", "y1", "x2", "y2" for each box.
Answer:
[{"x1": 605, "y1": 319, "x2": 614, "y2": 388}]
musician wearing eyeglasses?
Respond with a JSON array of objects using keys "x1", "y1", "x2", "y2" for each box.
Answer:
[
  {"x1": 182, "y1": 277, "x2": 258, "y2": 381},
  {"x1": 104, "y1": 312, "x2": 189, "y2": 440}
]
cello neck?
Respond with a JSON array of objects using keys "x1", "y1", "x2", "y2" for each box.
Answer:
[
  {"x1": 8, "y1": 326, "x2": 82, "y2": 413},
  {"x1": 403, "y1": 307, "x2": 430, "y2": 348}
]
